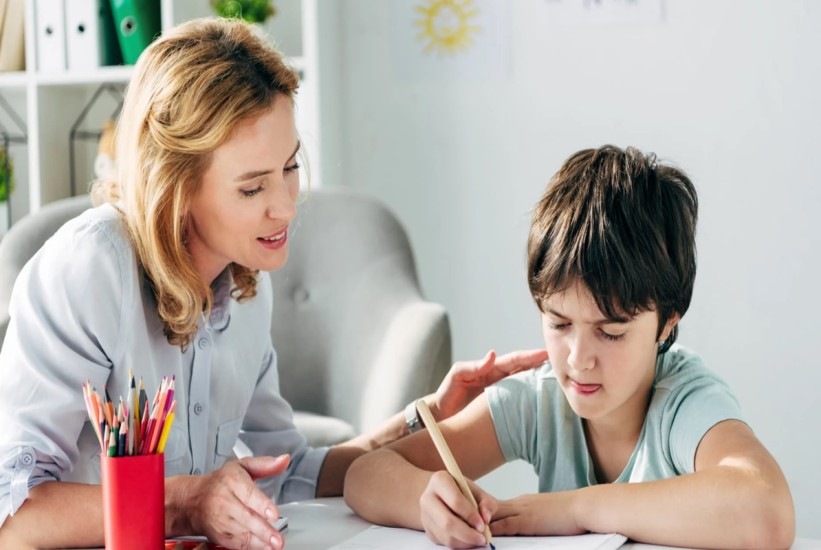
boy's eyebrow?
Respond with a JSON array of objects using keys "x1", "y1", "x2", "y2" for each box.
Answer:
[
  {"x1": 546, "y1": 307, "x2": 629, "y2": 325},
  {"x1": 233, "y1": 141, "x2": 301, "y2": 182}
]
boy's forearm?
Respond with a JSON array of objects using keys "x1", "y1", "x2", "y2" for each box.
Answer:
[
  {"x1": 343, "y1": 448, "x2": 431, "y2": 529},
  {"x1": 577, "y1": 466, "x2": 794, "y2": 550}
]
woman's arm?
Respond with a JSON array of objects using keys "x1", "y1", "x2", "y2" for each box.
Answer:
[
  {"x1": 317, "y1": 349, "x2": 546, "y2": 497},
  {"x1": 0, "y1": 456, "x2": 291, "y2": 550},
  {"x1": 492, "y1": 420, "x2": 795, "y2": 550}
]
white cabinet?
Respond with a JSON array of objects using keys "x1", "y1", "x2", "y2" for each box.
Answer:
[{"x1": 0, "y1": 0, "x2": 320, "y2": 230}]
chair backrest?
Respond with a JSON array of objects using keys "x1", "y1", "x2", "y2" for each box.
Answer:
[
  {"x1": 0, "y1": 195, "x2": 93, "y2": 345},
  {"x1": 271, "y1": 189, "x2": 452, "y2": 433}
]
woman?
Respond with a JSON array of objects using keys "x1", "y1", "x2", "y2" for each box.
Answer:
[{"x1": 0, "y1": 18, "x2": 546, "y2": 550}]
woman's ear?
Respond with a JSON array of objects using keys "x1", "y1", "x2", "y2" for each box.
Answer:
[{"x1": 660, "y1": 312, "x2": 681, "y2": 343}]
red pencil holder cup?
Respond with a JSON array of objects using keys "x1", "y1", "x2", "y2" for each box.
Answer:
[{"x1": 102, "y1": 453, "x2": 165, "y2": 550}]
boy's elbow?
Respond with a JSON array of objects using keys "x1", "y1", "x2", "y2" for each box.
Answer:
[
  {"x1": 743, "y1": 491, "x2": 795, "y2": 550},
  {"x1": 761, "y1": 505, "x2": 795, "y2": 550}
]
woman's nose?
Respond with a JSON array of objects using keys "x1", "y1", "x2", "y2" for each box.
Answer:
[{"x1": 266, "y1": 179, "x2": 297, "y2": 221}]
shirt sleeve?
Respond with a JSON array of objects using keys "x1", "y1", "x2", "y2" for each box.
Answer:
[
  {"x1": 0, "y1": 216, "x2": 127, "y2": 527},
  {"x1": 486, "y1": 371, "x2": 540, "y2": 465},
  {"x1": 237, "y1": 275, "x2": 328, "y2": 504},
  {"x1": 665, "y1": 370, "x2": 745, "y2": 474}
]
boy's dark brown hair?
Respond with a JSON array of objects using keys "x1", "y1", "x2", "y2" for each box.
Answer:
[{"x1": 527, "y1": 145, "x2": 698, "y2": 354}]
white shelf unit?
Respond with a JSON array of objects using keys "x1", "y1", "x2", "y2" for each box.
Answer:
[{"x1": 0, "y1": 0, "x2": 320, "y2": 229}]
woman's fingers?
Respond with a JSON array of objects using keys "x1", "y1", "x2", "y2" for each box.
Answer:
[
  {"x1": 194, "y1": 459, "x2": 287, "y2": 550},
  {"x1": 493, "y1": 349, "x2": 549, "y2": 376}
]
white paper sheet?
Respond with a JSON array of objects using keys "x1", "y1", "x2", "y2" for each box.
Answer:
[{"x1": 329, "y1": 525, "x2": 627, "y2": 550}]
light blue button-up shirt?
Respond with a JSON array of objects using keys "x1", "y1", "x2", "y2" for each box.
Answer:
[{"x1": 0, "y1": 204, "x2": 328, "y2": 527}]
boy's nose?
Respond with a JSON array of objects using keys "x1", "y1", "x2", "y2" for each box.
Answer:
[{"x1": 567, "y1": 339, "x2": 595, "y2": 371}]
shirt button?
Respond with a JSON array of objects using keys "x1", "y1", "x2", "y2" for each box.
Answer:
[
  {"x1": 193, "y1": 403, "x2": 203, "y2": 415},
  {"x1": 198, "y1": 338, "x2": 208, "y2": 349},
  {"x1": 18, "y1": 452, "x2": 34, "y2": 467},
  {"x1": 193, "y1": 468, "x2": 202, "y2": 475},
  {"x1": 292, "y1": 286, "x2": 310, "y2": 303}
]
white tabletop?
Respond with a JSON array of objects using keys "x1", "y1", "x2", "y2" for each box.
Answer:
[
  {"x1": 69, "y1": 497, "x2": 820, "y2": 549},
  {"x1": 279, "y1": 497, "x2": 821, "y2": 550}
]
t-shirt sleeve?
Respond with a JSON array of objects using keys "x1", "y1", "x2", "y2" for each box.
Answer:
[
  {"x1": 486, "y1": 371, "x2": 540, "y2": 464},
  {"x1": 664, "y1": 371, "x2": 745, "y2": 474}
]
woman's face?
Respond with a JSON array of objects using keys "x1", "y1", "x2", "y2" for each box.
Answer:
[
  {"x1": 186, "y1": 98, "x2": 300, "y2": 284},
  {"x1": 540, "y1": 280, "x2": 677, "y2": 430}
]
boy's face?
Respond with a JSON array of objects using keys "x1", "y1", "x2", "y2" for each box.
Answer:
[{"x1": 540, "y1": 281, "x2": 677, "y2": 429}]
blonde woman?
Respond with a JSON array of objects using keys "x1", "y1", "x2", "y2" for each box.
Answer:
[{"x1": 0, "y1": 18, "x2": 546, "y2": 550}]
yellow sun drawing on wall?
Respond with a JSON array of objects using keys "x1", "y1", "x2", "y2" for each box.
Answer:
[{"x1": 414, "y1": 0, "x2": 481, "y2": 56}]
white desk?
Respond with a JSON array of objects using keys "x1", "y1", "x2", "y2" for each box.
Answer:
[
  {"x1": 70, "y1": 498, "x2": 820, "y2": 549},
  {"x1": 279, "y1": 498, "x2": 821, "y2": 550}
]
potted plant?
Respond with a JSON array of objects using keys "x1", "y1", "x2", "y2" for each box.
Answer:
[
  {"x1": 211, "y1": 0, "x2": 276, "y2": 24},
  {"x1": 0, "y1": 148, "x2": 13, "y2": 203}
]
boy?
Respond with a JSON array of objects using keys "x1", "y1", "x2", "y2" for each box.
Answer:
[{"x1": 343, "y1": 145, "x2": 794, "y2": 549}]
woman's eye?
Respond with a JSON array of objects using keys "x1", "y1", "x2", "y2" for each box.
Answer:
[
  {"x1": 284, "y1": 162, "x2": 301, "y2": 173},
  {"x1": 241, "y1": 186, "x2": 264, "y2": 197}
]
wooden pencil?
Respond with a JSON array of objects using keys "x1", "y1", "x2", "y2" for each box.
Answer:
[{"x1": 415, "y1": 399, "x2": 494, "y2": 549}]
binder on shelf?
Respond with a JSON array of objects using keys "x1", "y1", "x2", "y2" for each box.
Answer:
[
  {"x1": 65, "y1": 0, "x2": 123, "y2": 71},
  {"x1": 0, "y1": 0, "x2": 26, "y2": 72},
  {"x1": 109, "y1": 0, "x2": 161, "y2": 65},
  {"x1": 35, "y1": 0, "x2": 67, "y2": 72}
]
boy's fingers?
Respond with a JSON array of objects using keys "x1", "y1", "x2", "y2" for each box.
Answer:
[{"x1": 434, "y1": 474, "x2": 486, "y2": 533}]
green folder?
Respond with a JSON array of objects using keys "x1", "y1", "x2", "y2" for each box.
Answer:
[
  {"x1": 99, "y1": 0, "x2": 124, "y2": 66},
  {"x1": 109, "y1": 0, "x2": 161, "y2": 65}
]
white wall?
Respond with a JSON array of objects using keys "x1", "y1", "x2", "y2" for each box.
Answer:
[{"x1": 317, "y1": 0, "x2": 821, "y2": 537}]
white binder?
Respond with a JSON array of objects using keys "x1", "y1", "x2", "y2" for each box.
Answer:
[
  {"x1": 65, "y1": 0, "x2": 103, "y2": 71},
  {"x1": 35, "y1": 0, "x2": 67, "y2": 72}
]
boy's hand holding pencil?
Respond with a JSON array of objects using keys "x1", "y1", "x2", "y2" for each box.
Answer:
[{"x1": 416, "y1": 400, "x2": 497, "y2": 549}]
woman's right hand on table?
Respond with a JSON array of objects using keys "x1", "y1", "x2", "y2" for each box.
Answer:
[{"x1": 168, "y1": 455, "x2": 290, "y2": 550}]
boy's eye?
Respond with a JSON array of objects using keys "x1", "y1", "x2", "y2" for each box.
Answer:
[
  {"x1": 600, "y1": 329, "x2": 625, "y2": 342},
  {"x1": 241, "y1": 186, "x2": 264, "y2": 197},
  {"x1": 548, "y1": 323, "x2": 569, "y2": 331}
]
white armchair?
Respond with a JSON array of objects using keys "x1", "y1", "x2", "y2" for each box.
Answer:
[{"x1": 273, "y1": 189, "x2": 452, "y2": 445}]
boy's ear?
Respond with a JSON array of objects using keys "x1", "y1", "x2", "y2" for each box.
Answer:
[{"x1": 660, "y1": 313, "x2": 681, "y2": 342}]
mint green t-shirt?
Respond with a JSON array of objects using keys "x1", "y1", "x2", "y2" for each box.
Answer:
[{"x1": 486, "y1": 345, "x2": 744, "y2": 490}]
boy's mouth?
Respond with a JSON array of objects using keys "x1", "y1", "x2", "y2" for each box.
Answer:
[{"x1": 570, "y1": 379, "x2": 601, "y2": 395}]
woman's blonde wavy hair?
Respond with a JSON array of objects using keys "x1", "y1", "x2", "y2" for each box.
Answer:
[{"x1": 91, "y1": 17, "x2": 299, "y2": 349}]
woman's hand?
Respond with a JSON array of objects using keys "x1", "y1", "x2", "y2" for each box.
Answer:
[
  {"x1": 491, "y1": 492, "x2": 585, "y2": 537},
  {"x1": 419, "y1": 470, "x2": 498, "y2": 549},
  {"x1": 431, "y1": 349, "x2": 548, "y2": 421},
  {"x1": 169, "y1": 455, "x2": 290, "y2": 550}
]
